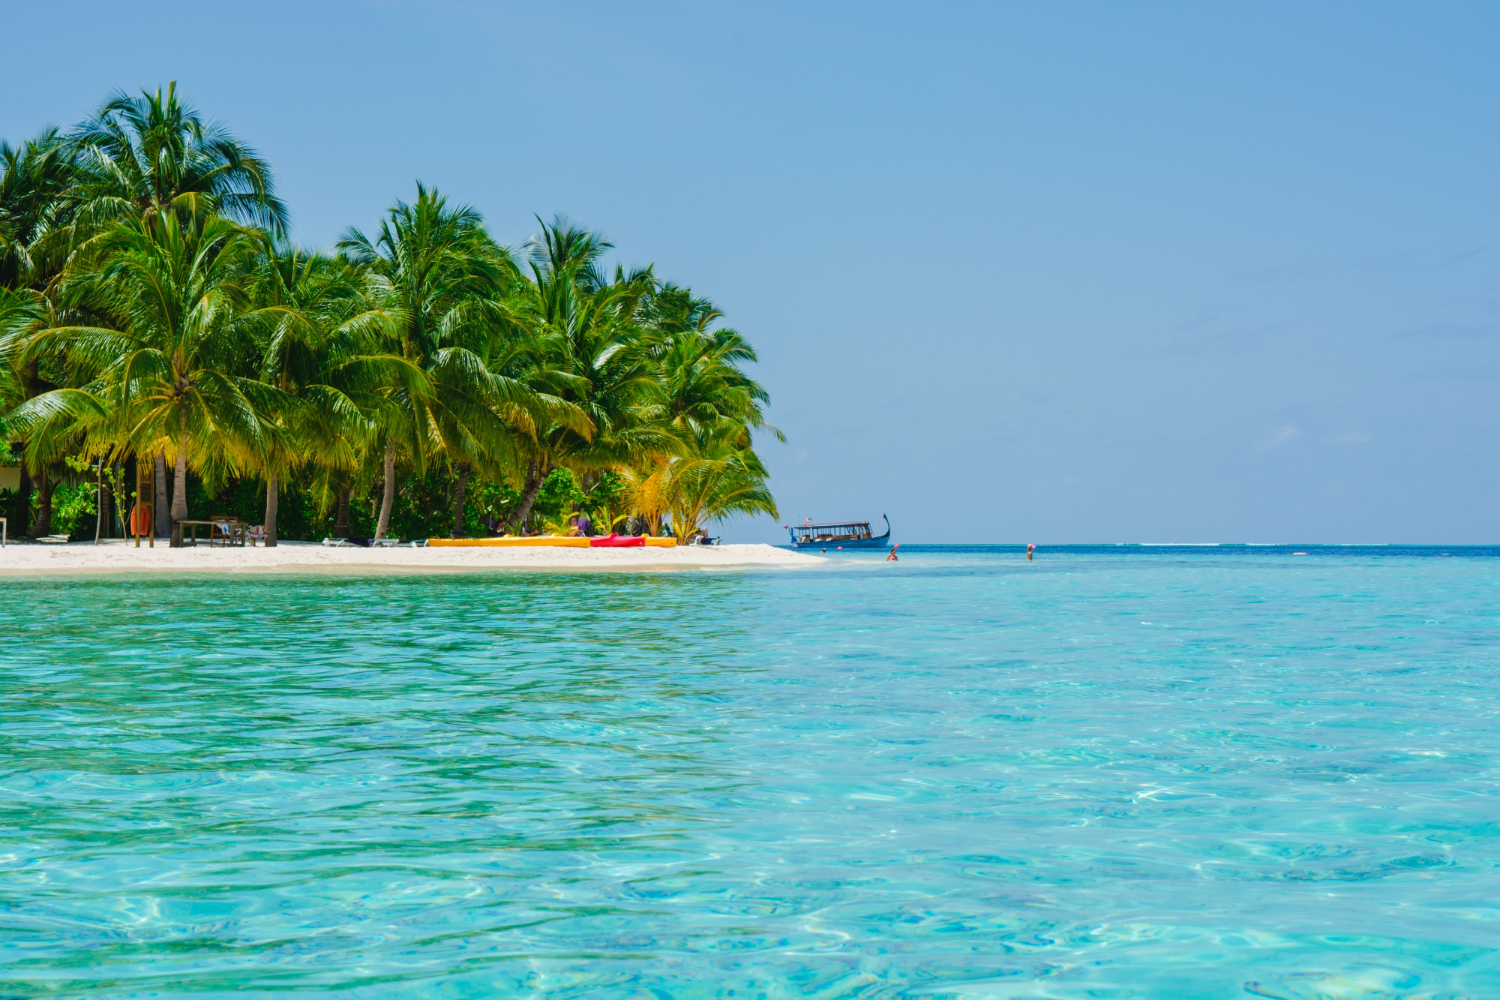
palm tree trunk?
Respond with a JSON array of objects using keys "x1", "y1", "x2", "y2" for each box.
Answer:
[
  {"x1": 28, "y1": 466, "x2": 53, "y2": 538},
  {"x1": 335, "y1": 487, "x2": 352, "y2": 538},
  {"x1": 510, "y1": 462, "x2": 545, "y2": 533},
  {"x1": 154, "y1": 453, "x2": 170, "y2": 538},
  {"x1": 375, "y1": 442, "x2": 396, "y2": 539},
  {"x1": 18, "y1": 464, "x2": 32, "y2": 534},
  {"x1": 112, "y1": 463, "x2": 127, "y2": 537},
  {"x1": 95, "y1": 461, "x2": 104, "y2": 544},
  {"x1": 450, "y1": 462, "x2": 470, "y2": 538},
  {"x1": 264, "y1": 474, "x2": 279, "y2": 547},
  {"x1": 170, "y1": 446, "x2": 188, "y2": 546}
]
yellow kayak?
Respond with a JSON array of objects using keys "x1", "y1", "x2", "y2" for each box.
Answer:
[{"x1": 426, "y1": 535, "x2": 676, "y2": 548}]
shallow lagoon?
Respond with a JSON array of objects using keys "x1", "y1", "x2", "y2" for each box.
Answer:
[{"x1": 2, "y1": 546, "x2": 1497, "y2": 997}]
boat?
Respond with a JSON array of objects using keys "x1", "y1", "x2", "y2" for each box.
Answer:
[{"x1": 787, "y1": 515, "x2": 891, "y2": 550}]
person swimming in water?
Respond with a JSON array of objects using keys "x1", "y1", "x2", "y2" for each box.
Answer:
[
  {"x1": 1027, "y1": 542, "x2": 1035, "y2": 561},
  {"x1": 887, "y1": 544, "x2": 899, "y2": 562}
]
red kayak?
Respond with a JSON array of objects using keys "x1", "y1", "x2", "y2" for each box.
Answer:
[{"x1": 589, "y1": 533, "x2": 645, "y2": 547}]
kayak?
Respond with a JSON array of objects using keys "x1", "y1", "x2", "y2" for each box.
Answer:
[
  {"x1": 426, "y1": 535, "x2": 676, "y2": 548},
  {"x1": 589, "y1": 533, "x2": 645, "y2": 547}
]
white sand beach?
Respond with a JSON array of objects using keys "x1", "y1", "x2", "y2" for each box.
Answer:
[{"x1": 0, "y1": 539, "x2": 823, "y2": 576}]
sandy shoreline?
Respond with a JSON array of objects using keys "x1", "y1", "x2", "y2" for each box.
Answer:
[{"x1": 0, "y1": 539, "x2": 824, "y2": 576}]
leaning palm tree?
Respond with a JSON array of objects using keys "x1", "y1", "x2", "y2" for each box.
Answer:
[
  {"x1": 10, "y1": 208, "x2": 281, "y2": 541},
  {"x1": 499, "y1": 219, "x2": 677, "y2": 530},
  {"x1": 339, "y1": 185, "x2": 552, "y2": 538}
]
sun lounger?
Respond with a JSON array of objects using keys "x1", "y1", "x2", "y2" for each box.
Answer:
[{"x1": 320, "y1": 537, "x2": 422, "y2": 549}]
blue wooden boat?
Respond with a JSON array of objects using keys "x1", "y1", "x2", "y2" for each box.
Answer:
[{"x1": 787, "y1": 515, "x2": 891, "y2": 550}]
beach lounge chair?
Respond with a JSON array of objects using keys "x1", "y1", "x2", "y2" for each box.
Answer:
[
  {"x1": 321, "y1": 537, "x2": 354, "y2": 547},
  {"x1": 245, "y1": 525, "x2": 267, "y2": 546},
  {"x1": 370, "y1": 537, "x2": 402, "y2": 548}
]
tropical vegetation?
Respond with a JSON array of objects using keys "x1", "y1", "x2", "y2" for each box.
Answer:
[{"x1": 0, "y1": 84, "x2": 779, "y2": 544}]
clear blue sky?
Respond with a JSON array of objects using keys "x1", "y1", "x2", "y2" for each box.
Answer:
[{"x1": 4, "y1": 2, "x2": 1496, "y2": 542}]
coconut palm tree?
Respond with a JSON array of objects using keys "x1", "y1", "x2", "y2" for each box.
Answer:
[
  {"x1": 0, "y1": 131, "x2": 86, "y2": 535},
  {"x1": 68, "y1": 82, "x2": 287, "y2": 238},
  {"x1": 500, "y1": 218, "x2": 677, "y2": 531},
  {"x1": 654, "y1": 417, "x2": 778, "y2": 541},
  {"x1": 59, "y1": 84, "x2": 287, "y2": 528},
  {"x1": 245, "y1": 248, "x2": 428, "y2": 544},
  {"x1": 0, "y1": 131, "x2": 78, "y2": 293},
  {"x1": 339, "y1": 185, "x2": 553, "y2": 538},
  {"x1": 10, "y1": 208, "x2": 281, "y2": 542},
  {"x1": 2, "y1": 85, "x2": 785, "y2": 545},
  {"x1": 646, "y1": 294, "x2": 780, "y2": 449}
]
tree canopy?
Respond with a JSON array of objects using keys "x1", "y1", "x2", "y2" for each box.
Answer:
[{"x1": 0, "y1": 85, "x2": 778, "y2": 544}]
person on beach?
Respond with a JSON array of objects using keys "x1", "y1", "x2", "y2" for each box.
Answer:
[{"x1": 1027, "y1": 543, "x2": 1035, "y2": 561}]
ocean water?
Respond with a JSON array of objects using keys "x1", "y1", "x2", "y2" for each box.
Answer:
[{"x1": 2, "y1": 546, "x2": 1498, "y2": 998}]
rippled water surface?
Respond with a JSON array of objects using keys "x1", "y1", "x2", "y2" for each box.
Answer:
[{"x1": 3, "y1": 546, "x2": 1498, "y2": 998}]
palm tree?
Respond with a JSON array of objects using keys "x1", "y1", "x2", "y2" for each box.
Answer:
[
  {"x1": 248, "y1": 250, "x2": 352, "y2": 544},
  {"x1": 2, "y1": 86, "x2": 785, "y2": 546},
  {"x1": 61, "y1": 83, "x2": 287, "y2": 530},
  {"x1": 0, "y1": 131, "x2": 78, "y2": 293},
  {"x1": 0, "y1": 132, "x2": 89, "y2": 535},
  {"x1": 1, "y1": 135, "x2": 80, "y2": 536},
  {"x1": 646, "y1": 288, "x2": 780, "y2": 450},
  {"x1": 500, "y1": 218, "x2": 674, "y2": 531},
  {"x1": 655, "y1": 411, "x2": 778, "y2": 540},
  {"x1": 11, "y1": 208, "x2": 280, "y2": 542},
  {"x1": 590, "y1": 282, "x2": 781, "y2": 541},
  {"x1": 69, "y1": 82, "x2": 287, "y2": 238},
  {"x1": 245, "y1": 248, "x2": 416, "y2": 544},
  {"x1": 660, "y1": 452, "x2": 779, "y2": 541},
  {"x1": 339, "y1": 185, "x2": 549, "y2": 538}
]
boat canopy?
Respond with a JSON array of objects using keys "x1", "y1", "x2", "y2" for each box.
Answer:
[{"x1": 790, "y1": 521, "x2": 874, "y2": 541}]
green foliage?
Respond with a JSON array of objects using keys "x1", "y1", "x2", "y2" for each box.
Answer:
[
  {"x1": 0, "y1": 85, "x2": 782, "y2": 544},
  {"x1": 468, "y1": 479, "x2": 520, "y2": 534},
  {"x1": 0, "y1": 489, "x2": 26, "y2": 532},
  {"x1": 533, "y1": 468, "x2": 585, "y2": 521},
  {"x1": 52, "y1": 482, "x2": 98, "y2": 538}
]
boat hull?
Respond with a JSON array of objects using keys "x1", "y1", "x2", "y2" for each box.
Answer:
[{"x1": 790, "y1": 532, "x2": 891, "y2": 550}]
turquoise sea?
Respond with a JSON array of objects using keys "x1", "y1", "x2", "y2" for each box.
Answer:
[{"x1": 2, "y1": 545, "x2": 1498, "y2": 998}]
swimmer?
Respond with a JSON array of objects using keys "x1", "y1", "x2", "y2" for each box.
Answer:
[
  {"x1": 1027, "y1": 542, "x2": 1035, "y2": 561},
  {"x1": 886, "y1": 544, "x2": 899, "y2": 562}
]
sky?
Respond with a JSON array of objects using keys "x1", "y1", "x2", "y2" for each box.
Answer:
[{"x1": 2, "y1": 1, "x2": 1495, "y2": 543}]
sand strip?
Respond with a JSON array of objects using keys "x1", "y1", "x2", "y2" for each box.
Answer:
[{"x1": 0, "y1": 539, "x2": 823, "y2": 576}]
